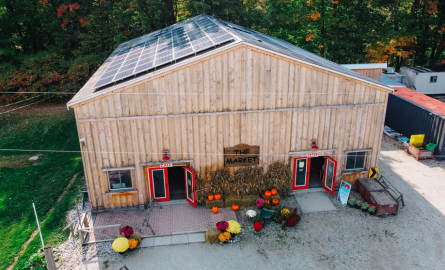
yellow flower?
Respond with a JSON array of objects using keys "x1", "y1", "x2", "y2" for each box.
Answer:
[
  {"x1": 128, "y1": 239, "x2": 138, "y2": 249},
  {"x1": 218, "y1": 232, "x2": 231, "y2": 242},
  {"x1": 281, "y1": 209, "x2": 290, "y2": 216},
  {"x1": 226, "y1": 220, "x2": 241, "y2": 234},
  {"x1": 112, "y1": 237, "x2": 129, "y2": 252}
]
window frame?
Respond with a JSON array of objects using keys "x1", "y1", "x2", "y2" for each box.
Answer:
[
  {"x1": 345, "y1": 151, "x2": 367, "y2": 173},
  {"x1": 103, "y1": 167, "x2": 135, "y2": 192},
  {"x1": 430, "y1": 76, "x2": 437, "y2": 83}
]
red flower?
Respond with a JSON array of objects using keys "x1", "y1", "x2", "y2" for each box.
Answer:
[
  {"x1": 120, "y1": 225, "x2": 134, "y2": 237},
  {"x1": 254, "y1": 221, "x2": 263, "y2": 232},
  {"x1": 79, "y1": 18, "x2": 84, "y2": 24},
  {"x1": 216, "y1": 221, "x2": 229, "y2": 230}
]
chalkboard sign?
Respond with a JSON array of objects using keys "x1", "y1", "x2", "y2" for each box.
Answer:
[
  {"x1": 337, "y1": 180, "x2": 351, "y2": 205},
  {"x1": 224, "y1": 144, "x2": 260, "y2": 167}
]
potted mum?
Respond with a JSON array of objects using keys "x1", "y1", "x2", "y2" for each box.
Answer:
[
  {"x1": 218, "y1": 231, "x2": 231, "y2": 243},
  {"x1": 112, "y1": 236, "x2": 129, "y2": 254},
  {"x1": 226, "y1": 220, "x2": 241, "y2": 238},
  {"x1": 216, "y1": 221, "x2": 229, "y2": 232}
]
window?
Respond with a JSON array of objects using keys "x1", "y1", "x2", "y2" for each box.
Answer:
[
  {"x1": 430, "y1": 76, "x2": 437, "y2": 83},
  {"x1": 107, "y1": 170, "x2": 133, "y2": 191},
  {"x1": 346, "y1": 152, "x2": 366, "y2": 172}
]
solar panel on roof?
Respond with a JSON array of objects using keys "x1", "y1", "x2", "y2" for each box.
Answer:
[{"x1": 93, "y1": 15, "x2": 236, "y2": 89}]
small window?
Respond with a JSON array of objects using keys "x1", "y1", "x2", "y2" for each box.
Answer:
[
  {"x1": 108, "y1": 170, "x2": 133, "y2": 191},
  {"x1": 430, "y1": 76, "x2": 437, "y2": 83},
  {"x1": 346, "y1": 152, "x2": 366, "y2": 172}
]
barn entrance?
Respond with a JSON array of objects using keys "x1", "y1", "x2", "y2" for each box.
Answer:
[
  {"x1": 308, "y1": 156, "x2": 324, "y2": 188},
  {"x1": 293, "y1": 156, "x2": 337, "y2": 195},
  {"x1": 146, "y1": 164, "x2": 196, "y2": 207}
]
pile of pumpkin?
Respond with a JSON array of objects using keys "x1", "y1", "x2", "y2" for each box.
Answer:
[
  {"x1": 205, "y1": 220, "x2": 242, "y2": 243},
  {"x1": 111, "y1": 226, "x2": 142, "y2": 254},
  {"x1": 207, "y1": 193, "x2": 222, "y2": 214}
]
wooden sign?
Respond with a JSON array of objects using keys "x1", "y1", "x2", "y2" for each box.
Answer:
[
  {"x1": 224, "y1": 144, "x2": 260, "y2": 167},
  {"x1": 307, "y1": 152, "x2": 318, "y2": 158}
]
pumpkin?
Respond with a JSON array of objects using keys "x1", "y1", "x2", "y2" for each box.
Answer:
[
  {"x1": 212, "y1": 206, "x2": 218, "y2": 214},
  {"x1": 232, "y1": 204, "x2": 239, "y2": 211},
  {"x1": 264, "y1": 190, "x2": 272, "y2": 197},
  {"x1": 273, "y1": 199, "x2": 279, "y2": 205},
  {"x1": 208, "y1": 194, "x2": 214, "y2": 201},
  {"x1": 215, "y1": 193, "x2": 221, "y2": 200},
  {"x1": 264, "y1": 199, "x2": 270, "y2": 205},
  {"x1": 271, "y1": 189, "x2": 277, "y2": 196}
]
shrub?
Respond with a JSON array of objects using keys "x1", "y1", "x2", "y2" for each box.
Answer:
[
  {"x1": 254, "y1": 221, "x2": 263, "y2": 232},
  {"x1": 252, "y1": 213, "x2": 261, "y2": 222},
  {"x1": 361, "y1": 202, "x2": 369, "y2": 211},
  {"x1": 24, "y1": 252, "x2": 46, "y2": 270},
  {"x1": 368, "y1": 204, "x2": 377, "y2": 214}
]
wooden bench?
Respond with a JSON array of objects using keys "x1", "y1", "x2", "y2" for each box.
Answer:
[{"x1": 356, "y1": 178, "x2": 399, "y2": 216}]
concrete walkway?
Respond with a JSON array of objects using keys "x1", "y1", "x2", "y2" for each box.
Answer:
[{"x1": 89, "y1": 203, "x2": 236, "y2": 242}]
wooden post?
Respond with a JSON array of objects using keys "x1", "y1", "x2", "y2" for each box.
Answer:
[{"x1": 44, "y1": 246, "x2": 57, "y2": 270}]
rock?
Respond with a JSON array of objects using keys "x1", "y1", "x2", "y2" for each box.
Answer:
[{"x1": 205, "y1": 228, "x2": 221, "y2": 242}]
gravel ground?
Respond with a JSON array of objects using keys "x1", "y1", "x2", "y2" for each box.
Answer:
[{"x1": 68, "y1": 136, "x2": 445, "y2": 270}]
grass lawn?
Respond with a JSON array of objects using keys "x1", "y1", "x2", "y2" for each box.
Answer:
[{"x1": 0, "y1": 103, "x2": 83, "y2": 270}]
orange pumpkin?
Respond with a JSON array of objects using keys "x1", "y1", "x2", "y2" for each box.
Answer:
[
  {"x1": 214, "y1": 193, "x2": 221, "y2": 200},
  {"x1": 264, "y1": 199, "x2": 270, "y2": 205},
  {"x1": 272, "y1": 199, "x2": 279, "y2": 205},
  {"x1": 212, "y1": 206, "x2": 218, "y2": 214},
  {"x1": 271, "y1": 189, "x2": 277, "y2": 196},
  {"x1": 264, "y1": 190, "x2": 272, "y2": 197},
  {"x1": 232, "y1": 204, "x2": 239, "y2": 211},
  {"x1": 208, "y1": 194, "x2": 214, "y2": 201}
]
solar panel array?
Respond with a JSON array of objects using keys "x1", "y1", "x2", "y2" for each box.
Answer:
[{"x1": 93, "y1": 16, "x2": 235, "y2": 89}]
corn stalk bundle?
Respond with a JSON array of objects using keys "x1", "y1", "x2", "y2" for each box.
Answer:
[
  {"x1": 263, "y1": 162, "x2": 292, "y2": 195},
  {"x1": 233, "y1": 166, "x2": 263, "y2": 196},
  {"x1": 192, "y1": 168, "x2": 206, "y2": 205},
  {"x1": 209, "y1": 169, "x2": 233, "y2": 196}
]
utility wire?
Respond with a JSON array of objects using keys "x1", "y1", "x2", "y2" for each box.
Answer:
[
  {"x1": 0, "y1": 148, "x2": 444, "y2": 157},
  {"x1": 0, "y1": 97, "x2": 50, "y2": 115},
  {"x1": 0, "y1": 94, "x2": 42, "y2": 108}
]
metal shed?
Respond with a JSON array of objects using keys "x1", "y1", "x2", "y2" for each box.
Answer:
[{"x1": 385, "y1": 86, "x2": 445, "y2": 160}]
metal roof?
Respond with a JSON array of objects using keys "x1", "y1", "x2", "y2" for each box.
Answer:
[{"x1": 67, "y1": 15, "x2": 392, "y2": 107}]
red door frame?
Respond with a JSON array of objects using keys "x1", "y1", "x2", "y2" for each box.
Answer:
[
  {"x1": 184, "y1": 166, "x2": 196, "y2": 207},
  {"x1": 292, "y1": 157, "x2": 310, "y2": 190},
  {"x1": 322, "y1": 156, "x2": 337, "y2": 195},
  {"x1": 148, "y1": 167, "x2": 170, "y2": 202}
]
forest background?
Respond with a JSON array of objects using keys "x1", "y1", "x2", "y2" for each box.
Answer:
[{"x1": 1, "y1": 0, "x2": 444, "y2": 104}]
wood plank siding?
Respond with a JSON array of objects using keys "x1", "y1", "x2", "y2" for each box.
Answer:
[
  {"x1": 71, "y1": 45, "x2": 390, "y2": 210},
  {"x1": 350, "y1": 68, "x2": 383, "y2": 82}
]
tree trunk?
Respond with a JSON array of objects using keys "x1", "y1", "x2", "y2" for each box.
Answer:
[{"x1": 163, "y1": 0, "x2": 176, "y2": 25}]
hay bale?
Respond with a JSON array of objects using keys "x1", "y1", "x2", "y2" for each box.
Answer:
[
  {"x1": 205, "y1": 199, "x2": 224, "y2": 209},
  {"x1": 241, "y1": 194, "x2": 258, "y2": 206},
  {"x1": 129, "y1": 232, "x2": 142, "y2": 246},
  {"x1": 225, "y1": 195, "x2": 242, "y2": 208},
  {"x1": 261, "y1": 194, "x2": 280, "y2": 201},
  {"x1": 205, "y1": 228, "x2": 221, "y2": 242}
]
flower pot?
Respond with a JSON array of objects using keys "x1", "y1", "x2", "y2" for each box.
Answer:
[{"x1": 119, "y1": 251, "x2": 126, "y2": 255}]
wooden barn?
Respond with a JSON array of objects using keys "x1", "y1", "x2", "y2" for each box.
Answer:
[{"x1": 67, "y1": 15, "x2": 393, "y2": 211}]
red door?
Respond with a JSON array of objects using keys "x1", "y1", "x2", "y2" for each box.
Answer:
[
  {"x1": 184, "y1": 166, "x2": 196, "y2": 207},
  {"x1": 148, "y1": 167, "x2": 170, "y2": 202},
  {"x1": 323, "y1": 156, "x2": 337, "y2": 195},
  {"x1": 293, "y1": 157, "x2": 310, "y2": 190}
]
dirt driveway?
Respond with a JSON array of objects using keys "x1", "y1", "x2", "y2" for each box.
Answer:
[{"x1": 76, "y1": 136, "x2": 445, "y2": 270}]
